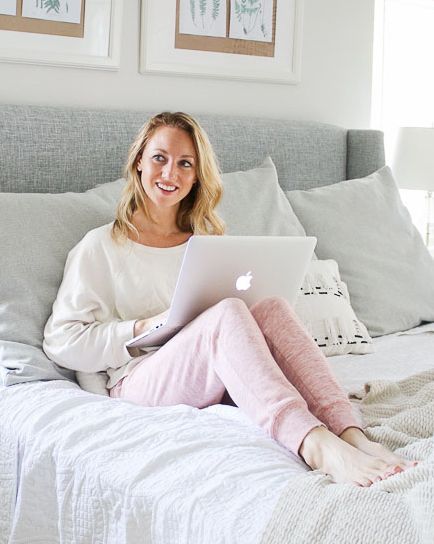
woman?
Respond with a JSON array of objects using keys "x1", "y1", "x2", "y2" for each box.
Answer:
[{"x1": 43, "y1": 111, "x2": 413, "y2": 486}]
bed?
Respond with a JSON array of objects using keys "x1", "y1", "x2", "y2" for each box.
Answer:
[{"x1": 1, "y1": 104, "x2": 434, "y2": 544}]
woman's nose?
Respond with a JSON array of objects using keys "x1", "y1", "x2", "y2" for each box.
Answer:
[{"x1": 162, "y1": 161, "x2": 177, "y2": 181}]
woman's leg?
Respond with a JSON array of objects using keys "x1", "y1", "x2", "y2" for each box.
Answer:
[
  {"x1": 112, "y1": 297, "x2": 409, "y2": 485},
  {"x1": 112, "y1": 298, "x2": 323, "y2": 456},
  {"x1": 249, "y1": 297, "x2": 361, "y2": 436},
  {"x1": 251, "y1": 297, "x2": 415, "y2": 474}
]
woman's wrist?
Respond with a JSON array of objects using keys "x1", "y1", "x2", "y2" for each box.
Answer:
[
  {"x1": 133, "y1": 318, "x2": 149, "y2": 337},
  {"x1": 133, "y1": 320, "x2": 139, "y2": 337}
]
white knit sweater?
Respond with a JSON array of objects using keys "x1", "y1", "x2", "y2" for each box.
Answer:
[{"x1": 43, "y1": 223, "x2": 187, "y2": 389}]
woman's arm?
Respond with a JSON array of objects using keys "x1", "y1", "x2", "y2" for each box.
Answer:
[{"x1": 43, "y1": 238, "x2": 136, "y2": 373}]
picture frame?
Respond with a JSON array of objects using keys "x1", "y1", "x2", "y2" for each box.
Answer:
[
  {"x1": 0, "y1": 0, "x2": 123, "y2": 70},
  {"x1": 0, "y1": 0, "x2": 86, "y2": 38},
  {"x1": 139, "y1": 0, "x2": 303, "y2": 84}
]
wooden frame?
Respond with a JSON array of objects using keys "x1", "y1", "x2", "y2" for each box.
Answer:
[
  {"x1": 0, "y1": 0, "x2": 122, "y2": 69},
  {"x1": 140, "y1": 0, "x2": 303, "y2": 84},
  {"x1": 0, "y1": 0, "x2": 85, "y2": 38},
  {"x1": 175, "y1": 0, "x2": 276, "y2": 58}
]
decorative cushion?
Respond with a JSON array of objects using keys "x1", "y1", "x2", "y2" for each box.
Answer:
[
  {"x1": 294, "y1": 260, "x2": 373, "y2": 356},
  {"x1": 0, "y1": 180, "x2": 124, "y2": 386},
  {"x1": 286, "y1": 166, "x2": 434, "y2": 336},
  {"x1": 218, "y1": 156, "x2": 306, "y2": 236}
]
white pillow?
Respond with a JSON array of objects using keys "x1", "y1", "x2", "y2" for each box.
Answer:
[
  {"x1": 294, "y1": 260, "x2": 373, "y2": 356},
  {"x1": 218, "y1": 156, "x2": 306, "y2": 236},
  {"x1": 286, "y1": 166, "x2": 434, "y2": 336}
]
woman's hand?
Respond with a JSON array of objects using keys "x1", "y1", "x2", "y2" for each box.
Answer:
[{"x1": 133, "y1": 309, "x2": 170, "y2": 337}]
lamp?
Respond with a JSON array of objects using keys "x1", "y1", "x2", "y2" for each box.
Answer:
[{"x1": 392, "y1": 127, "x2": 434, "y2": 246}]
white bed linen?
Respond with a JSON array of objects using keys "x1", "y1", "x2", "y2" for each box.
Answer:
[
  {"x1": 1, "y1": 324, "x2": 433, "y2": 544},
  {"x1": 0, "y1": 382, "x2": 306, "y2": 544},
  {"x1": 329, "y1": 322, "x2": 434, "y2": 394}
]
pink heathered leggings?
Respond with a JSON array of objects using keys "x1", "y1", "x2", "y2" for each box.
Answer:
[{"x1": 110, "y1": 297, "x2": 361, "y2": 456}]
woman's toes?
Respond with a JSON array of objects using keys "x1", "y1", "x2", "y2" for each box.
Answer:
[
  {"x1": 381, "y1": 465, "x2": 404, "y2": 480},
  {"x1": 339, "y1": 430, "x2": 416, "y2": 471},
  {"x1": 387, "y1": 465, "x2": 404, "y2": 476},
  {"x1": 357, "y1": 477, "x2": 374, "y2": 487}
]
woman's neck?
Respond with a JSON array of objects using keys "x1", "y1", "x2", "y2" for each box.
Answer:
[
  {"x1": 133, "y1": 209, "x2": 180, "y2": 236},
  {"x1": 130, "y1": 209, "x2": 192, "y2": 248}
]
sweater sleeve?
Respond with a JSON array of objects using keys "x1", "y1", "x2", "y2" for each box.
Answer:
[{"x1": 43, "y1": 235, "x2": 136, "y2": 373}]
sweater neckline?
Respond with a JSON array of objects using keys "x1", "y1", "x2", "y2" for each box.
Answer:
[
  {"x1": 125, "y1": 237, "x2": 189, "y2": 254},
  {"x1": 105, "y1": 222, "x2": 189, "y2": 254}
]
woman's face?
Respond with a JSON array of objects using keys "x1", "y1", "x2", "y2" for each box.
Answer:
[{"x1": 137, "y1": 126, "x2": 198, "y2": 213}]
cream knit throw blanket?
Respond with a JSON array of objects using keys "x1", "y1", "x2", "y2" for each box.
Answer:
[{"x1": 261, "y1": 369, "x2": 434, "y2": 544}]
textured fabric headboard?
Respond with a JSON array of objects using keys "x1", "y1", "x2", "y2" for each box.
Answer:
[{"x1": 0, "y1": 104, "x2": 385, "y2": 193}]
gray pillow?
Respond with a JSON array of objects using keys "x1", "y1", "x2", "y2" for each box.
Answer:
[
  {"x1": 0, "y1": 180, "x2": 124, "y2": 386},
  {"x1": 286, "y1": 166, "x2": 434, "y2": 336},
  {"x1": 218, "y1": 156, "x2": 306, "y2": 236}
]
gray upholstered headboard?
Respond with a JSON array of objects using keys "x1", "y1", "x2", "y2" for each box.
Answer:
[{"x1": 0, "y1": 104, "x2": 385, "y2": 194}]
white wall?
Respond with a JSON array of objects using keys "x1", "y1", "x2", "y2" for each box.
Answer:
[{"x1": 0, "y1": 0, "x2": 375, "y2": 128}]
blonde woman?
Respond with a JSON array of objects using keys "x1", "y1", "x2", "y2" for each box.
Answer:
[{"x1": 43, "y1": 112, "x2": 413, "y2": 486}]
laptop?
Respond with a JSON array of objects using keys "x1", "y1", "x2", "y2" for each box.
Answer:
[{"x1": 125, "y1": 235, "x2": 316, "y2": 350}]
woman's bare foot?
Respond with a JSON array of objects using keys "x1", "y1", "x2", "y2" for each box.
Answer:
[
  {"x1": 299, "y1": 426, "x2": 402, "y2": 487},
  {"x1": 339, "y1": 427, "x2": 417, "y2": 471}
]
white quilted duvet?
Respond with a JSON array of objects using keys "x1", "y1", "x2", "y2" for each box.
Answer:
[
  {"x1": 1, "y1": 324, "x2": 433, "y2": 544},
  {"x1": 0, "y1": 380, "x2": 306, "y2": 544}
]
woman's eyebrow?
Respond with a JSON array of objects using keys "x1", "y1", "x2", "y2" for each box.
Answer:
[{"x1": 152, "y1": 147, "x2": 195, "y2": 159}]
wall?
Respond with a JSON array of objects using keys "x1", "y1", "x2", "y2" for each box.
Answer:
[{"x1": 0, "y1": 0, "x2": 375, "y2": 128}]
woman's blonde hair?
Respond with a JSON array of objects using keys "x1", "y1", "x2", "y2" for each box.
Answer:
[{"x1": 112, "y1": 111, "x2": 225, "y2": 242}]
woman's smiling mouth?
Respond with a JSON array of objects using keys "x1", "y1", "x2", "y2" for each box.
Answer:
[{"x1": 156, "y1": 182, "x2": 178, "y2": 193}]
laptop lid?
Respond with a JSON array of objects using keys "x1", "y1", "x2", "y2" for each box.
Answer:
[{"x1": 126, "y1": 235, "x2": 316, "y2": 349}]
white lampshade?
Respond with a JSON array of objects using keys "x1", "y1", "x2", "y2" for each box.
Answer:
[{"x1": 392, "y1": 127, "x2": 434, "y2": 191}]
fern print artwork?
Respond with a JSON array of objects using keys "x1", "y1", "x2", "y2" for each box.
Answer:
[
  {"x1": 179, "y1": 0, "x2": 227, "y2": 38},
  {"x1": 230, "y1": 0, "x2": 274, "y2": 42},
  {"x1": 21, "y1": 0, "x2": 82, "y2": 24}
]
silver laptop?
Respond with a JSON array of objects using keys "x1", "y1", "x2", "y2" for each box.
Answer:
[{"x1": 125, "y1": 235, "x2": 316, "y2": 349}]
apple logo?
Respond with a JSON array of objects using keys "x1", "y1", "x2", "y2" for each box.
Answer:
[{"x1": 236, "y1": 271, "x2": 253, "y2": 291}]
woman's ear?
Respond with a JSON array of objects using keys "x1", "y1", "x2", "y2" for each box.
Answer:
[{"x1": 136, "y1": 155, "x2": 143, "y2": 172}]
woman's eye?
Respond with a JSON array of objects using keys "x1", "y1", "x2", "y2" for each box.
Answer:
[
  {"x1": 153, "y1": 154, "x2": 164, "y2": 162},
  {"x1": 181, "y1": 160, "x2": 192, "y2": 167}
]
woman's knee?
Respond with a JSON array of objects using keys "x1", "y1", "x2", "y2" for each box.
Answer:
[
  {"x1": 212, "y1": 297, "x2": 249, "y2": 316},
  {"x1": 250, "y1": 296, "x2": 302, "y2": 330},
  {"x1": 199, "y1": 297, "x2": 251, "y2": 333},
  {"x1": 209, "y1": 296, "x2": 297, "y2": 324},
  {"x1": 251, "y1": 296, "x2": 292, "y2": 316}
]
